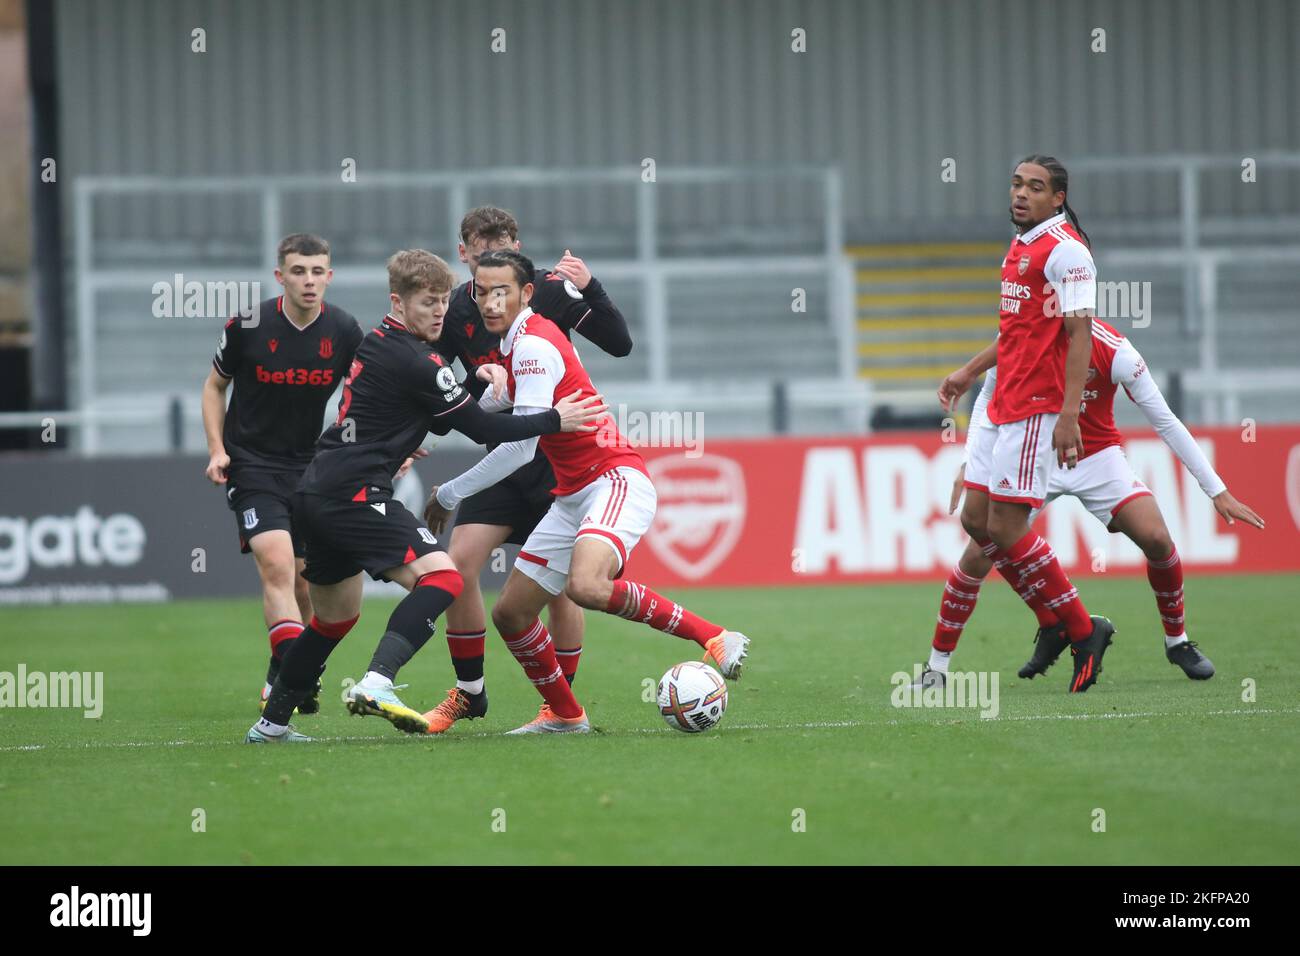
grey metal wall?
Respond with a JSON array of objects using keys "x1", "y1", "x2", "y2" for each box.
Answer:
[{"x1": 55, "y1": 0, "x2": 1300, "y2": 239}]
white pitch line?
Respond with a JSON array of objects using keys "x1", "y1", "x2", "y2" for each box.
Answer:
[
  {"x1": 885, "y1": 707, "x2": 1300, "y2": 726},
  {"x1": 1, "y1": 708, "x2": 1296, "y2": 754},
  {"x1": 0, "y1": 733, "x2": 426, "y2": 754}
]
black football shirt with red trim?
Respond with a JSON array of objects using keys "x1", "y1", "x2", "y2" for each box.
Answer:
[
  {"x1": 297, "y1": 315, "x2": 562, "y2": 502},
  {"x1": 213, "y1": 296, "x2": 363, "y2": 472},
  {"x1": 436, "y1": 269, "x2": 629, "y2": 396}
]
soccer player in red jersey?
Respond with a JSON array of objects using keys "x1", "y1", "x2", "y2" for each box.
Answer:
[
  {"x1": 917, "y1": 320, "x2": 1265, "y2": 688},
  {"x1": 954, "y1": 155, "x2": 1114, "y2": 693},
  {"x1": 424, "y1": 250, "x2": 750, "y2": 733},
  {"x1": 422, "y1": 207, "x2": 633, "y2": 732}
]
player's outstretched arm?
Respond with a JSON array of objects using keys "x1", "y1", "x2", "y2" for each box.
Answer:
[
  {"x1": 1117, "y1": 345, "x2": 1265, "y2": 529},
  {"x1": 1212, "y1": 490, "x2": 1265, "y2": 529},
  {"x1": 428, "y1": 430, "x2": 542, "y2": 534},
  {"x1": 201, "y1": 367, "x2": 232, "y2": 484},
  {"x1": 938, "y1": 338, "x2": 998, "y2": 411},
  {"x1": 429, "y1": 391, "x2": 607, "y2": 530},
  {"x1": 446, "y1": 389, "x2": 605, "y2": 445},
  {"x1": 447, "y1": 398, "x2": 558, "y2": 445},
  {"x1": 552, "y1": 249, "x2": 633, "y2": 357}
]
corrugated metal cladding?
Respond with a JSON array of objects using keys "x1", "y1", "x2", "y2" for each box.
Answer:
[{"x1": 55, "y1": 0, "x2": 1300, "y2": 242}]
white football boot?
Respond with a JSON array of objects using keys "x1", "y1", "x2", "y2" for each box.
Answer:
[
  {"x1": 505, "y1": 704, "x2": 591, "y2": 735},
  {"x1": 702, "y1": 630, "x2": 750, "y2": 680},
  {"x1": 246, "y1": 723, "x2": 312, "y2": 743},
  {"x1": 345, "y1": 675, "x2": 429, "y2": 734}
]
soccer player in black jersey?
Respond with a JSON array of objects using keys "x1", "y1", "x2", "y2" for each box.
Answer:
[
  {"x1": 248, "y1": 250, "x2": 605, "y2": 742},
  {"x1": 201, "y1": 234, "x2": 364, "y2": 714},
  {"x1": 421, "y1": 206, "x2": 633, "y2": 733}
]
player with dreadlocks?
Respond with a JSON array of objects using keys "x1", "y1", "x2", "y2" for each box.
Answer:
[{"x1": 945, "y1": 154, "x2": 1116, "y2": 693}]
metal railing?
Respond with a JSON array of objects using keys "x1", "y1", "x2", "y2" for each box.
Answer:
[
  {"x1": 58, "y1": 164, "x2": 852, "y2": 453},
  {"x1": 1066, "y1": 151, "x2": 1300, "y2": 327},
  {"x1": 6, "y1": 155, "x2": 1299, "y2": 452}
]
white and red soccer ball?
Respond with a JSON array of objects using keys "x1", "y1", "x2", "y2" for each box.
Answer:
[{"x1": 657, "y1": 661, "x2": 728, "y2": 733}]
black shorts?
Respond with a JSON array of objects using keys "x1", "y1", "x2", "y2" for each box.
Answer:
[
  {"x1": 227, "y1": 466, "x2": 307, "y2": 557},
  {"x1": 292, "y1": 491, "x2": 445, "y2": 586},
  {"x1": 453, "y1": 450, "x2": 556, "y2": 546}
]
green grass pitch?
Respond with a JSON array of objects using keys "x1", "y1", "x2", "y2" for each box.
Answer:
[{"x1": 1, "y1": 573, "x2": 1297, "y2": 865}]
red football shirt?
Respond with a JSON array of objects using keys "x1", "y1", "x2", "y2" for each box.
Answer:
[
  {"x1": 989, "y1": 213, "x2": 1097, "y2": 424},
  {"x1": 504, "y1": 310, "x2": 647, "y2": 496}
]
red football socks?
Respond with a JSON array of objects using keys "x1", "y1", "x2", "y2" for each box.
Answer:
[
  {"x1": 932, "y1": 565, "x2": 984, "y2": 652},
  {"x1": 446, "y1": 628, "x2": 487, "y2": 683},
  {"x1": 501, "y1": 618, "x2": 582, "y2": 718},
  {"x1": 556, "y1": 645, "x2": 582, "y2": 685},
  {"x1": 1147, "y1": 547, "x2": 1186, "y2": 638},
  {"x1": 605, "y1": 580, "x2": 724, "y2": 647},
  {"x1": 979, "y1": 540, "x2": 1060, "y2": 629},
  {"x1": 268, "y1": 619, "x2": 303, "y2": 659},
  {"x1": 1002, "y1": 531, "x2": 1092, "y2": 641}
]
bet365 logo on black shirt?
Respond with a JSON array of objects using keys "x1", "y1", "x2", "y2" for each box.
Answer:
[{"x1": 255, "y1": 365, "x2": 336, "y2": 386}]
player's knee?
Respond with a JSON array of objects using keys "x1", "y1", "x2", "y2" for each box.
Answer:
[
  {"x1": 1142, "y1": 528, "x2": 1175, "y2": 562},
  {"x1": 449, "y1": 541, "x2": 488, "y2": 576},
  {"x1": 259, "y1": 555, "x2": 296, "y2": 594},
  {"x1": 986, "y1": 520, "x2": 1019, "y2": 549},
  {"x1": 454, "y1": 568, "x2": 482, "y2": 604},
  {"x1": 491, "y1": 599, "x2": 528, "y2": 637},
  {"x1": 960, "y1": 509, "x2": 987, "y2": 542},
  {"x1": 564, "y1": 574, "x2": 610, "y2": 611},
  {"x1": 989, "y1": 500, "x2": 1032, "y2": 544}
]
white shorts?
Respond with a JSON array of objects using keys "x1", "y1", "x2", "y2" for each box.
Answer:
[
  {"x1": 1030, "y1": 444, "x2": 1153, "y2": 528},
  {"x1": 964, "y1": 412, "x2": 1059, "y2": 508},
  {"x1": 515, "y1": 466, "x2": 658, "y2": 596}
]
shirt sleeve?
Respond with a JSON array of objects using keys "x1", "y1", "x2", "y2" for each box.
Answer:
[
  {"x1": 532, "y1": 272, "x2": 590, "y2": 331},
  {"x1": 510, "y1": 334, "x2": 565, "y2": 410},
  {"x1": 212, "y1": 318, "x2": 242, "y2": 378},
  {"x1": 532, "y1": 273, "x2": 634, "y2": 358},
  {"x1": 1044, "y1": 238, "x2": 1097, "y2": 314},
  {"x1": 1118, "y1": 341, "x2": 1228, "y2": 498},
  {"x1": 440, "y1": 393, "x2": 559, "y2": 445},
  {"x1": 344, "y1": 318, "x2": 365, "y2": 363},
  {"x1": 571, "y1": 278, "x2": 633, "y2": 357},
  {"x1": 436, "y1": 409, "x2": 547, "y2": 509},
  {"x1": 478, "y1": 384, "x2": 513, "y2": 413},
  {"x1": 412, "y1": 352, "x2": 474, "y2": 418}
]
